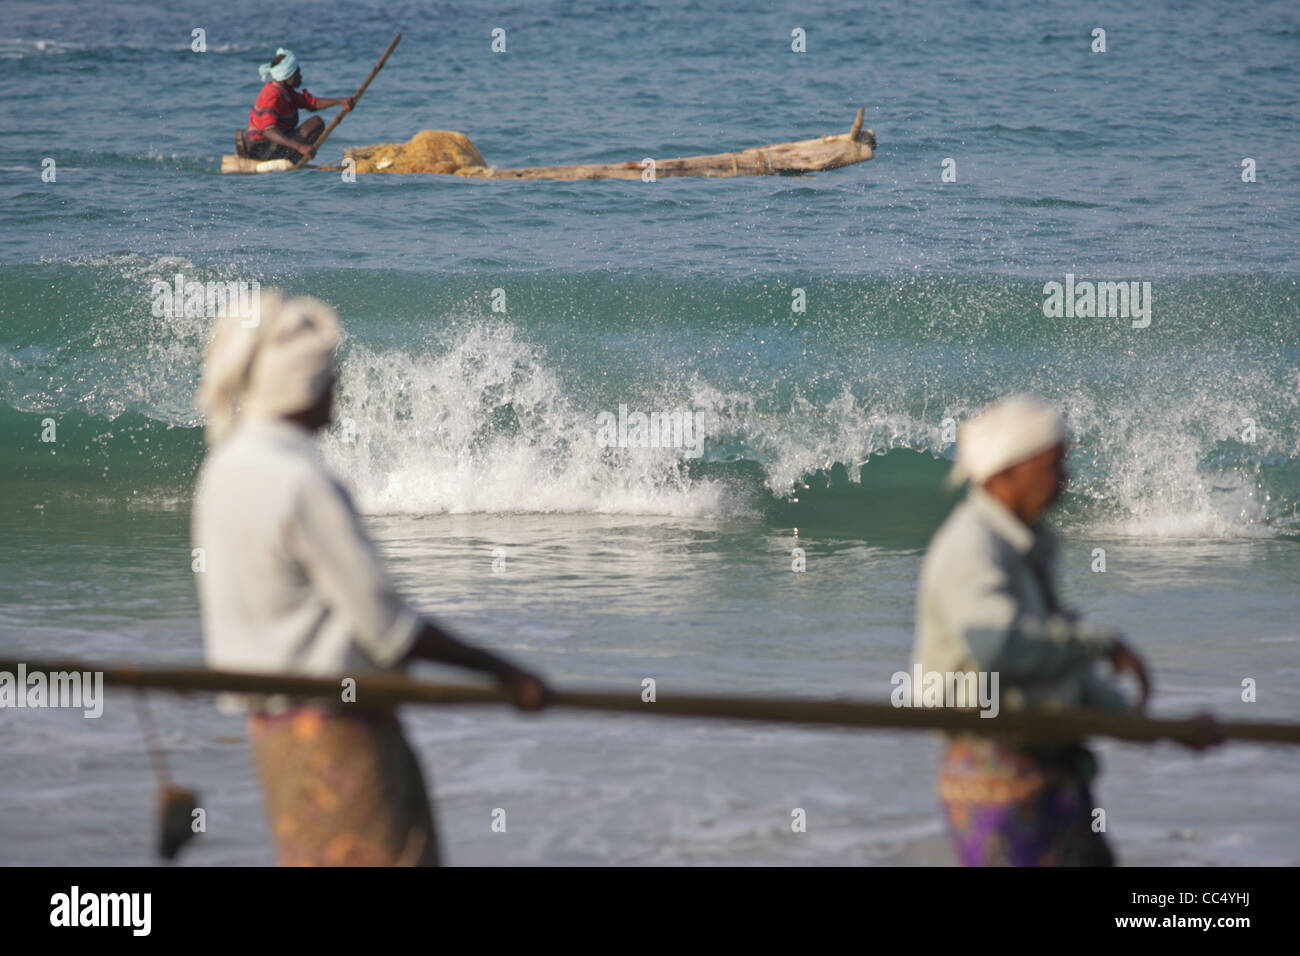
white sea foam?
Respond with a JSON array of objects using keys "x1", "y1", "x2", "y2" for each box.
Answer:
[
  {"x1": 305, "y1": 319, "x2": 1300, "y2": 536},
  {"x1": 317, "y1": 322, "x2": 1297, "y2": 536},
  {"x1": 1058, "y1": 375, "x2": 1297, "y2": 539},
  {"x1": 324, "y1": 323, "x2": 728, "y2": 517}
]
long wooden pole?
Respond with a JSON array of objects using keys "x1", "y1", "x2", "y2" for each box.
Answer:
[
  {"x1": 292, "y1": 33, "x2": 402, "y2": 170},
  {"x1": 2, "y1": 657, "x2": 1296, "y2": 747}
]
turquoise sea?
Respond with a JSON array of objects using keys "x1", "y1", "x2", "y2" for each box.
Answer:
[{"x1": 1, "y1": 0, "x2": 1298, "y2": 865}]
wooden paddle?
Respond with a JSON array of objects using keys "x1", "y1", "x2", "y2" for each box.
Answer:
[{"x1": 292, "y1": 33, "x2": 402, "y2": 171}]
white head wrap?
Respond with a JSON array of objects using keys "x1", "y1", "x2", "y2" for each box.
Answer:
[
  {"x1": 259, "y1": 48, "x2": 299, "y2": 82},
  {"x1": 195, "y1": 291, "x2": 341, "y2": 446},
  {"x1": 947, "y1": 394, "x2": 1066, "y2": 487}
]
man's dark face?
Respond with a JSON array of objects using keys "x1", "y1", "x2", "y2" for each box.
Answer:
[
  {"x1": 315, "y1": 378, "x2": 336, "y2": 430},
  {"x1": 292, "y1": 377, "x2": 335, "y2": 433},
  {"x1": 1014, "y1": 442, "x2": 1069, "y2": 522},
  {"x1": 986, "y1": 441, "x2": 1069, "y2": 526},
  {"x1": 287, "y1": 68, "x2": 302, "y2": 88}
]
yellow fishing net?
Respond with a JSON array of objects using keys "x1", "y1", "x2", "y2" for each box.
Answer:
[{"x1": 343, "y1": 130, "x2": 488, "y2": 175}]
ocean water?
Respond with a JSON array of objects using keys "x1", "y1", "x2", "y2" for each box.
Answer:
[{"x1": 1, "y1": 0, "x2": 1298, "y2": 866}]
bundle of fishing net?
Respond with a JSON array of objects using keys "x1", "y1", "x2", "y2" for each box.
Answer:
[{"x1": 343, "y1": 130, "x2": 488, "y2": 174}]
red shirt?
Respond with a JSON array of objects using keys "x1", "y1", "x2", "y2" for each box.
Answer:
[{"x1": 247, "y1": 81, "x2": 319, "y2": 140}]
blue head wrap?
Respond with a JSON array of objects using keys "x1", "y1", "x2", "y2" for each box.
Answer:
[{"x1": 259, "y1": 48, "x2": 299, "y2": 82}]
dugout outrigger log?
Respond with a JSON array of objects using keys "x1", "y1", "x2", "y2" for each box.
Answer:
[{"x1": 221, "y1": 108, "x2": 877, "y2": 179}]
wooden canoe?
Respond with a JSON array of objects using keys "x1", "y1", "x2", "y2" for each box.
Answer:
[
  {"x1": 219, "y1": 108, "x2": 876, "y2": 179},
  {"x1": 465, "y1": 109, "x2": 875, "y2": 180}
]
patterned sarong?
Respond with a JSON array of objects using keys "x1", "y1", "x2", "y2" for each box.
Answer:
[
  {"x1": 938, "y1": 736, "x2": 1114, "y2": 867},
  {"x1": 247, "y1": 707, "x2": 439, "y2": 866}
]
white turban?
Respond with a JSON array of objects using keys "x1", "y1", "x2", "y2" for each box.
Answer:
[
  {"x1": 195, "y1": 290, "x2": 341, "y2": 445},
  {"x1": 948, "y1": 394, "x2": 1066, "y2": 486},
  {"x1": 259, "y1": 48, "x2": 299, "y2": 83}
]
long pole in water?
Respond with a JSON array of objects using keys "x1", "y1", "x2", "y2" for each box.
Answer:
[
  {"x1": 3, "y1": 656, "x2": 1298, "y2": 747},
  {"x1": 291, "y1": 33, "x2": 402, "y2": 171}
]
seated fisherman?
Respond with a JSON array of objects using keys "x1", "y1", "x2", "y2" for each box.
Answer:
[{"x1": 241, "y1": 47, "x2": 354, "y2": 162}]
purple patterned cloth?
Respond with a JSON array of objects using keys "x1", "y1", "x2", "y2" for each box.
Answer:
[{"x1": 939, "y1": 736, "x2": 1114, "y2": 867}]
